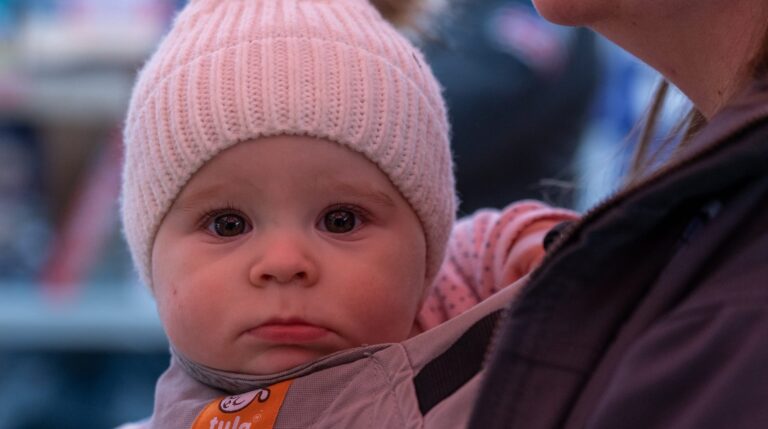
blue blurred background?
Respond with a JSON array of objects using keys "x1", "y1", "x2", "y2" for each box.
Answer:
[{"x1": 0, "y1": 0, "x2": 671, "y2": 427}]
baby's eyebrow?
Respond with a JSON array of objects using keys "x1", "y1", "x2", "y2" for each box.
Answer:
[
  {"x1": 173, "y1": 184, "x2": 237, "y2": 211},
  {"x1": 318, "y1": 180, "x2": 397, "y2": 208}
]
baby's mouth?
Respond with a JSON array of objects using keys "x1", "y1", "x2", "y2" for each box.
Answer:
[{"x1": 247, "y1": 318, "x2": 331, "y2": 343}]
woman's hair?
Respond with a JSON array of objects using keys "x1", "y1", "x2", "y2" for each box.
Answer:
[
  {"x1": 627, "y1": 22, "x2": 768, "y2": 185},
  {"x1": 626, "y1": 82, "x2": 705, "y2": 184}
]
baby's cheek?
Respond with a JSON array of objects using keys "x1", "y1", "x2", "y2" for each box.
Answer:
[
  {"x1": 155, "y1": 291, "x2": 184, "y2": 339},
  {"x1": 156, "y1": 282, "x2": 200, "y2": 344},
  {"x1": 354, "y1": 285, "x2": 423, "y2": 344}
]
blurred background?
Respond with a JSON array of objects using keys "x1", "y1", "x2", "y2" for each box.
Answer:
[{"x1": 0, "y1": 0, "x2": 678, "y2": 427}]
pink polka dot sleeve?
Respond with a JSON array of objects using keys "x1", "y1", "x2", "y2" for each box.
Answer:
[{"x1": 417, "y1": 200, "x2": 579, "y2": 330}]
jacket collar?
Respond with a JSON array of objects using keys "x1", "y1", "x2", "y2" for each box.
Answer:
[{"x1": 677, "y1": 76, "x2": 768, "y2": 161}]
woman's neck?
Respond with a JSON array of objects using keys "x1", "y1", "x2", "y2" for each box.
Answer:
[{"x1": 593, "y1": 0, "x2": 767, "y2": 119}]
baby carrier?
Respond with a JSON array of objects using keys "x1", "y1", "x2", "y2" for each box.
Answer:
[{"x1": 129, "y1": 277, "x2": 521, "y2": 429}]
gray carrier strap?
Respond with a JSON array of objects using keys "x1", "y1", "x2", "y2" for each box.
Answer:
[{"x1": 414, "y1": 308, "x2": 502, "y2": 414}]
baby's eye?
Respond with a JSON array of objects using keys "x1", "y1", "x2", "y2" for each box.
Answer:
[
  {"x1": 322, "y1": 209, "x2": 358, "y2": 234},
  {"x1": 209, "y1": 213, "x2": 249, "y2": 237}
]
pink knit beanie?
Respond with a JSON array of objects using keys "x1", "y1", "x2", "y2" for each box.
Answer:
[{"x1": 121, "y1": 0, "x2": 455, "y2": 288}]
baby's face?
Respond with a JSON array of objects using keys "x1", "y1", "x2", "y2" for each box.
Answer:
[{"x1": 151, "y1": 135, "x2": 428, "y2": 375}]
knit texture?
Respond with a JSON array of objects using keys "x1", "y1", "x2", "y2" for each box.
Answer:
[
  {"x1": 418, "y1": 201, "x2": 579, "y2": 330},
  {"x1": 121, "y1": 0, "x2": 454, "y2": 287}
]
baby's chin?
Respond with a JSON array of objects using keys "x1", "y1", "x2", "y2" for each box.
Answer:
[{"x1": 236, "y1": 346, "x2": 334, "y2": 375}]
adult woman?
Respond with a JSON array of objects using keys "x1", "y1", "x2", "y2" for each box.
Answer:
[{"x1": 468, "y1": 0, "x2": 768, "y2": 428}]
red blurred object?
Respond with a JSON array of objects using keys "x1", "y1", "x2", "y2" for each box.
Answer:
[{"x1": 39, "y1": 129, "x2": 123, "y2": 297}]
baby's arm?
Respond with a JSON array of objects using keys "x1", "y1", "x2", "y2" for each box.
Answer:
[{"x1": 418, "y1": 200, "x2": 578, "y2": 330}]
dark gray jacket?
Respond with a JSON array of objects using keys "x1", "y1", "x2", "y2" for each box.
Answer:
[{"x1": 469, "y1": 78, "x2": 768, "y2": 428}]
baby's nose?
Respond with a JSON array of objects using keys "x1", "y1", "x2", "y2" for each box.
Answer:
[
  {"x1": 248, "y1": 237, "x2": 318, "y2": 287},
  {"x1": 258, "y1": 268, "x2": 309, "y2": 284}
]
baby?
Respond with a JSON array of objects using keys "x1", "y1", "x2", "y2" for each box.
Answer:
[{"x1": 119, "y1": 0, "x2": 576, "y2": 424}]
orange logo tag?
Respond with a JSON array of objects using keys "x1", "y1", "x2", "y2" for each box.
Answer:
[{"x1": 191, "y1": 380, "x2": 293, "y2": 429}]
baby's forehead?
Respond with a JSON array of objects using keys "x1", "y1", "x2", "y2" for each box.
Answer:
[
  {"x1": 176, "y1": 172, "x2": 396, "y2": 207},
  {"x1": 171, "y1": 136, "x2": 400, "y2": 208}
]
